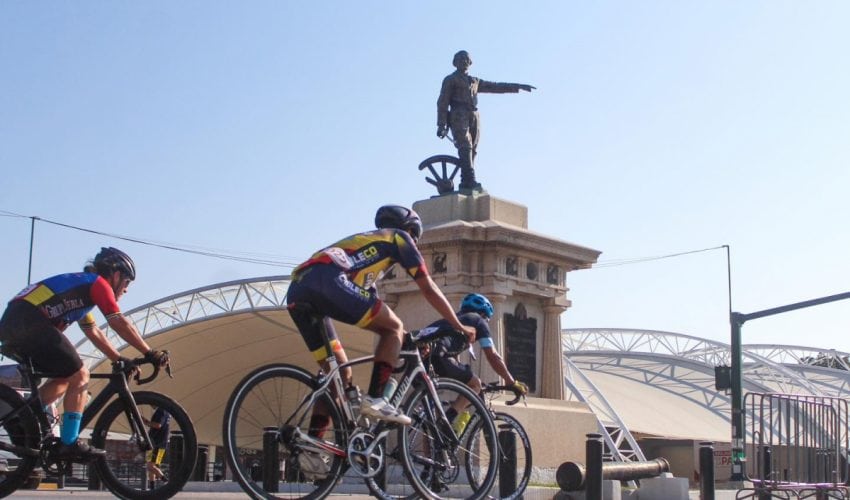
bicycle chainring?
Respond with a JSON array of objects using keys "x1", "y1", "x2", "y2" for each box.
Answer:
[{"x1": 347, "y1": 430, "x2": 384, "y2": 478}]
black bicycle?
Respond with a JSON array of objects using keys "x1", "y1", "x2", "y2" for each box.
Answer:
[
  {"x1": 0, "y1": 351, "x2": 197, "y2": 499},
  {"x1": 222, "y1": 305, "x2": 500, "y2": 500}
]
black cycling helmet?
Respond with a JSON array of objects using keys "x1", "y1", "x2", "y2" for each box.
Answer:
[
  {"x1": 460, "y1": 293, "x2": 494, "y2": 319},
  {"x1": 93, "y1": 247, "x2": 136, "y2": 280},
  {"x1": 375, "y1": 205, "x2": 423, "y2": 242}
]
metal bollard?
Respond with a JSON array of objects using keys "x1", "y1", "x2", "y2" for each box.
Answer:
[
  {"x1": 699, "y1": 441, "x2": 715, "y2": 500},
  {"x1": 263, "y1": 427, "x2": 280, "y2": 493},
  {"x1": 194, "y1": 445, "x2": 209, "y2": 481},
  {"x1": 759, "y1": 445, "x2": 771, "y2": 500},
  {"x1": 87, "y1": 463, "x2": 102, "y2": 490},
  {"x1": 499, "y1": 430, "x2": 518, "y2": 498},
  {"x1": 585, "y1": 433, "x2": 604, "y2": 500},
  {"x1": 169, "y1": 431, "x2": 185, "y2": 479}
]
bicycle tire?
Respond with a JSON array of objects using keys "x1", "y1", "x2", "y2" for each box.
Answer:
[
  {"x1": 0, "y1": 385, "x2": 40, "y2": 498},
  {"x1": 222, "y1": 364, "x2": 346, "y2": 500},
  {"x1": 91, "y1": 391, "x2": 197, "y2": 499},
  {"x1": 465, "y1": 412, "x2": 532, "y2": 500},
  {"x1": 398, "y1": 378, "x2": 499, "y2": 500}
]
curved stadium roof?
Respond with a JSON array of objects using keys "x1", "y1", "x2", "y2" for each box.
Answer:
[{"x1": 74, "y1": 277, "x2": 850, "y2": 456}]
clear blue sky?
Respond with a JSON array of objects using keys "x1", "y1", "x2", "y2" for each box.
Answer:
[{"x1": 2, "y1": 2, "x2": 848, "y2": 351}]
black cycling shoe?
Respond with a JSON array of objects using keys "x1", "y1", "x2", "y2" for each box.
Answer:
[{"x1": 51, "y1": 440, "x2": 107, "y2": 462}]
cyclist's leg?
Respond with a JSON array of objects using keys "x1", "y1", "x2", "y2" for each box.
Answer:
[
  {"x1": 432, "y1": 354, "x2": 476, "y2": 419},
  {"x1": 363, "y1": 303, "x2": 403, "y2": 365},
  {"x1": 361, "y1": 304, "x2": 411, "y2": 424},
  {"x1": 30, "y1": 336, "x2": 92, "y2": 446},
  {"x1": 288, "y1": 301, "x2": 348, "y2": 438},
  {"x1": 288, "y1": 265, "x2": 409, "y2": 424},
  {"x1": 0, "y1": 308, "x2": 101, "y2": 456},
  {"x1": 287, "y1": 268, "x2": 354, "y2": 384}
]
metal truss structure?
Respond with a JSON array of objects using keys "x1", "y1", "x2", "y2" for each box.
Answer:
[
  {"x1": 75, "y1": 276, "x2": 291, "y2": 365},
  {"x1": 73, "y1": 277, "x2": 850, "y2": 466},
  {"x1": 562, "y1": 328, "x2": 850, "y2": 462}
]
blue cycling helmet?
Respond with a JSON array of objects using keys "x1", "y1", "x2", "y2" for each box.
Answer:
[{"x1": 460, "y1": 293, "x2": 493, "y2": 319}]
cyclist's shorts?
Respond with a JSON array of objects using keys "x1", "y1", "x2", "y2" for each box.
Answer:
[
  {"x1": 146, "y1": 447, "x2": 166, "y2": 465},
  {"x1": 0, "y1": 302, "x2": 83, "y2": 378},
  {"x1": 286, "y1": 264, "x2": 383, "y2": 360},
  {"x1": 431, "y1": 347, "x2": 474, "y2": 384}
]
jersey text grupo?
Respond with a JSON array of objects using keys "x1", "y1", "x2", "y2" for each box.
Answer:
[{"x1": 10, "y1": 273, "x2": 120, "y2": 331}]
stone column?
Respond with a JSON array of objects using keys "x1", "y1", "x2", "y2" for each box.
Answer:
[{"x1": 540, "y1": 304, "x2": 567, "y2": 399}]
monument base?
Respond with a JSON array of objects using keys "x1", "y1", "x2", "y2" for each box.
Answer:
[
  {"x1": 494, "y1": 396, "x2": 598, "y2": 483},
  {"x1": 414, "y1": 191, "x2": 528, "y2": 229}
]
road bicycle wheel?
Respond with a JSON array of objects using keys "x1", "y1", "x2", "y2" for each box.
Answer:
[
  {"x1": 91, "y1": 391, "x2": 197, "y2": 499},
  {"x1": 0, "y1": 385, "x2": 39, "y2": 498},
  {"x1": 465, "y1": 412, "x2": 532, "y2": 500},
  {"x1": 398, "y1": 378, "x2": 499, "y2": 500},
  {"x1": 223, "y1": 364, "x2": 346, "y2": 500}
]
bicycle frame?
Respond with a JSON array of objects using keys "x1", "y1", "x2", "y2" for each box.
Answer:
[
  {"x1": 282, "y1": 333, "x2": 458, "y2": 462},
  {"x1": 0, "y1": 360, "x2": 152, "y2": 458}
]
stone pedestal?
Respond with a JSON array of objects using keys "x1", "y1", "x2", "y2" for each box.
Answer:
[{"x1": 379, "y1": 191, "x2": 601, "y2": 399}]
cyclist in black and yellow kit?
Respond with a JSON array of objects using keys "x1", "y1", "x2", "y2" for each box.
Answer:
[
  {"x1": 0, "y1": 247, "x2": 167, "y2": 460},
  {"x1": 286, "y1": 205, "x2": 475, "y2": 425}
]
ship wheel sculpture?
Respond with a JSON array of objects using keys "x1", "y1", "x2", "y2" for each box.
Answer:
[{"x1": 418, "y1": 154, "x2": 460, "y2": 195}]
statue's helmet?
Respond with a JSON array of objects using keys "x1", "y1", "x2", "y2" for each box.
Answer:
[{"x1": 452, "y1": 50, "x2": 472, "y2": 68}]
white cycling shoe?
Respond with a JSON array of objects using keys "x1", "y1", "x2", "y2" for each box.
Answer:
[{"x1": 360, "y1": 396, "x2": 412, "y2": 425}]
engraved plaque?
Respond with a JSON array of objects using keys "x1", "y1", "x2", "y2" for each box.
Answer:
[{"x1": 503, "y1": 307, "x2": 537, "y2": 392}]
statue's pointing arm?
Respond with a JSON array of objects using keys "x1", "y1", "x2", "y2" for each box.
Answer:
[{"x1": 478, "y1": 80, "x2": 536, "y2": 94}]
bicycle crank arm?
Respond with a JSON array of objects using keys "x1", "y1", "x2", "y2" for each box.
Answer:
[{"x1": 288, "y1": 426, "x2": 346, "y2": 457}]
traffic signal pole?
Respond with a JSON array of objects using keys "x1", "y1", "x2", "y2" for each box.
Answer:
[{"x1": 729, "y1": 290, "x2": 850, "y2": 481}]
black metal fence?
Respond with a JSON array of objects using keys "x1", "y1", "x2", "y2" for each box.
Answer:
[{"x1": 740, "y1": 392, "x2": 850, "y2": 499}]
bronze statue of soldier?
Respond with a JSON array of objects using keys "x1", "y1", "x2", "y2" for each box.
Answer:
[{"x1": 436, "y1": 50, "x2": 535, "y2": 191}]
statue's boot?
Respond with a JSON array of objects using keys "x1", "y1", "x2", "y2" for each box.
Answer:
[{"x1": 457, "y1": 148, "x2": 482, "y2": 191}]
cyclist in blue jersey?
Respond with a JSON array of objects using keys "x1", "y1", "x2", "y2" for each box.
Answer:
[
  {"x1": 287, "y1": 205, "x2": 476, "y2": 425},
  {"x1": 425, "y1": 293, "x2": 527, "y2": 432},
  {"x1": 0, "y1": 247, "x2": 167, "y2": 460}
]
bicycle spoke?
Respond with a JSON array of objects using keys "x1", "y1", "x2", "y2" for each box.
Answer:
[
  {"x1": 397, "y1": 379, "x2": 499, "y2": 500},
  {"x1": 91, "y1": 391, "x2": 197, "y2": 499},
  {"x1": 223, "y1": 364, "x2": 347, "y2": 499}
]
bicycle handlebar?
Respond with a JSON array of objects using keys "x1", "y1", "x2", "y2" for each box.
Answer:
[
  {"x1": 111, "y1": 351, "x2": 173, "y2": 385},
  {"x1": 482, "y1": 382, "x2": 525, "y2": 406}
]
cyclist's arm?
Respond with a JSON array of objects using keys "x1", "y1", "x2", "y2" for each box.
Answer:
[
  {"x1": 106, "y1": 313, "x2": 153, "y2": 356},
  {"x1": 88, "y1": 277, "x2": 153, "y2": 357},
  {"x1": 79, "y1": 322, "x2": 123, "y2": 362},
  {"x1": 413, "y1": 274, "x2": 476, "y2": 342},
  {"x1": 482, "y1": 347, "x2": 516, "y2": 386}
]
